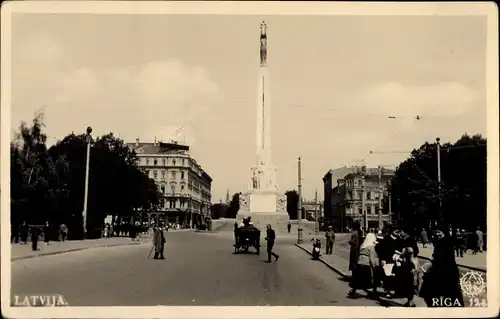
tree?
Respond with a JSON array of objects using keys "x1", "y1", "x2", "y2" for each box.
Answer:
[
  {"x1": 211, "y1": 203, "x2": 229, "y2": 219},
  {"x1": 11, "y1": 111, "x2": 70, "y2": 226},
  {"x1": 390, "y1": 134, "x2": 486, "y2": 232},
  {"x1": 285, "y1": 190, "x2": 299, "y2": 220},
  {"x1": 11, "y1": 112, "x2": 160, "y2": 239},
  {"x1": 226, "y1": 193, "x2": 240, "y2": 218}
]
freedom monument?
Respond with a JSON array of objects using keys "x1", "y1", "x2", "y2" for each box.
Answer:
[{"x1": 237, "y1": 21, "x2": 289, "y2": 229}]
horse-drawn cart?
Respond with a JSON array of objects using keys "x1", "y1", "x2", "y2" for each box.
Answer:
[{"x1": 234, "y1": 226, "x2": 261, "y2": 254}]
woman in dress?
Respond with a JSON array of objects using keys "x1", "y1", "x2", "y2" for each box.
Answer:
[{"x1": 348, "y1": 233, "x2": 380, "y2": 298}]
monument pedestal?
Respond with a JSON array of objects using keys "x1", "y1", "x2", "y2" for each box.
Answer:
[{"x1": 238, "y1": 190, "x2": 288, "y2": 230}]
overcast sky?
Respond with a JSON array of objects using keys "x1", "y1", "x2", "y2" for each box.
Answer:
[{"x1": 10, "y1": 13, "x2": 487, "y2": 202}]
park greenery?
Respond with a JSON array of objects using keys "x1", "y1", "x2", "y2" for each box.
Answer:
[
  {"x1": 10, "y1": 112, "x2": 160, "y2": 239},
  {"x1": 390, "y1": 133, "x2": 487, "y2": 231}
]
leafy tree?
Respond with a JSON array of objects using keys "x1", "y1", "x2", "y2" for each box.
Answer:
[
  {"x1": 211, "y1": 203, "x2": 229, "y2": 219},
  {"x1": 285, "y1": 190, "x2": 299, "y2": 220},
  {"x1": 11, "y1": 112, "x2": 160, "y2": 239},
  {"x1": 226, "y1": 193, "x2": 240, "y2": 218},
  {"x1": 390, "y1": 134, "x2": 486, "y2": 232}
]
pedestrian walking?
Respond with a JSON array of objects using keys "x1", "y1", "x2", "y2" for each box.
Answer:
[
  {"x1": 379, "y1": 225, "x2": 402, "y2": 298},
  {"x1": 31, "y1": 226, "x2": 40, "y2": 251},
  {"x1": 454, "y1": 229, "x2": 465, "y2": 257},
  {"x1": 419, "y1": 229, "x2": 464, "y2": 307},
  {"x1": 20, "y1": 221, "x2": 28, "y2": 244},
  {"x1": 43, "y1": 221, "x2": 51, "y2": 245},
  {"x1": 396, "y1": 246, "x2": 420, "y2": 307},
  {"x1": 325, "y1": 226, "x2": 335, "y2": 255},
  {"x1": 60, "y1": 223, "x2": 67, "y2": 242},
  {"x1": 420, "y1": 228, "x2": 429, "y2": 248},
  {"x1": 153, "y1": 224, "x2": 166, "y2": 259},
  {"x1": 348, "y1": 221, "x2": 362, "y2": 275},
  {"x1": 461, "y1": 229, "x2": 468, "y2": 254},
  {"x1": 11, "y1": 223, "x2": 19, "y2": 243},
  {"x1": 475, "y1": 227, "x2": 484, "y2": 253},
  {"x1": 287, "y1": 222, "x2": 291, "y2": 233},
  {"x1": 348, "y1": 233, "x2": 379, "y2": 298},
  {"x1": 265, "y1": 224, "x2": 279, "y2": 263}
]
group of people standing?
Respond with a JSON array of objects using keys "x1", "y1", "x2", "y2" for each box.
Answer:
[
  {"x1": 348, "y1": 221, "x2": 464, "y2": 307},
  {"x1": 11, "y1": 221, "x2": 68, "y2": 251}
]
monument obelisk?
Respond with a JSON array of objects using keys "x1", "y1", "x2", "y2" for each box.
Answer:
[{"x1": 238, "y1": 21, "x2": 288, "y2": 229}]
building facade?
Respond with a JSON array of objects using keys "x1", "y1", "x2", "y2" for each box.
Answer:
[
  {"x1": 302, "y1": 200, "x2": 322, "y2": 222},
  {"x1": 324, "y1": 165, "x2": 394, "y2": 232},
  {"x1": 323, "y1": 166, "x2": 356, "y2": 227},
  {"x1": 127, "y1": 139, "x2": 212, "y2": 227}
]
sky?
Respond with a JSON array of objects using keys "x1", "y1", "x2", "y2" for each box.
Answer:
[{"x1": 10, "y1": 13, "x2": 487, "y2": 202}]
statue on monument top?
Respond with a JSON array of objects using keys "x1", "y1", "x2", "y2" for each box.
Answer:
[{"x1": 260, "y1": 21, "x2": 267, "y2": 67}]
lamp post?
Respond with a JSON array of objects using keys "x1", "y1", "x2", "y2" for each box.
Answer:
[
  {"x1": 361, "y1": 175, "x2": 367, "y2": 234},
  {"x1": 297, "y1": 156, "x2": 303, "y2": 244},
  {"x1": 82, "y1": 126, "x2": 92, "y2": 238},
  {"x1": 436, "y1": 137, "x2": 443, "y2": 225}
]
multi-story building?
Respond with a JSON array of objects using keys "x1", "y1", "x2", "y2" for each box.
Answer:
[
  {"x1": 324, "y1": 165, "x2": 394, "y2": 232},
  {"x1": 323, "y1": 166, "x2": 356, "y2": 226},
  {"x1": 127, "y1": 138, "x2": 212, "y2": 227}
]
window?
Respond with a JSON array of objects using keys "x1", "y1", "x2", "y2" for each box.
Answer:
[
  {"x1": 154, "y1": 159, "x2": 158, "y2": 165},
  {"x1": 171, "y1": 185, "x2": 175, "y2": 194},
  {"x1": 169, "y1": 200, "x2": 175, "y2": 208},
  {"x1": 181, "y1": 172, "x2": 185, "y2": 179},
  {"x1": 161, "y1": 171, "x2": 165, "y2": 179},
  {"x1": 146, "y1": 158, "x2": 150, "y2": 165},
  {"x1": 181, "y1": 185, "x2": 185, "y2": 193},
  {"x1": 359, "y1": 208, "x2": 363, "y2": 215},
  {"x1": 182, "y1": 159, "x2": 185, "y2": 166},
  {"x1": 367, "y1": 192, "x2": 371, "y2": 200},
  {"x1": 171, "y1": 171, "x2": 176, "y2": 179},
  {"x1": 162, "y1": 158, "x2": 166, "y2": 166},
  {"x1": 160, "y1": 185, "x2": 165, "y2": 194},
  {"x1": 173, "y1": 159, "x2": 177, "y2": 166},
  {"x1": 153, "y1": 170, "x2": 158, "y2": 179}
]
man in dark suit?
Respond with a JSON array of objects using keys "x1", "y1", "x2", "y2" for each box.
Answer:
[
  {"x1": 153, "y1": 224, "x2": 166, "y2": 260},
  {"x1": 265, "y1": 224, "x2": 279, "y2": 263}
]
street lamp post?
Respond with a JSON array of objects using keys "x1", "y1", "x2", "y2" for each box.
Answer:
[
  {"x1": 297, "y1": 156, "x2": 303, "y2": 244},
  {"x1": 361, "y1": 175, "x2": 367, "y2": 234},
  {"x1": 82, "y1": 126, "x2": 92, "y2": 238},
  {"x1": 377, "y1": 166, "x2": 383, "y2": 229}
]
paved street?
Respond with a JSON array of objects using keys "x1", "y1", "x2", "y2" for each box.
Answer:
[{"x1": 12, "y1": 230, "x2": 384, "y2": 306}]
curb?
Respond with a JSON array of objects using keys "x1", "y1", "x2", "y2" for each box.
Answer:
[
  {"x1": 295, "y1": 243, "x2": 350, "y2": 278},
  {"x1": 294, "y1": 243, "x2": 418, "y2": 308},
  {"x1": 11, "y1": 240, "x2": 151, "y2": 261}
]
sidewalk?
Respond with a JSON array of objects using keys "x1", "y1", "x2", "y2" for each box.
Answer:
[
  {"x1": 295, "y1": 242, "x2": 426, "y2": 307},
  {"x1": 11, "y1": 235, "x2": 152, "y2": 261},
  {"x1": 416, "y1": 244, "x2": 486, "y2": 271}
]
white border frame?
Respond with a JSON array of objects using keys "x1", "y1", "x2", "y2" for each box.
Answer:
[{"x1": 1, "y1": 1, "x2": 498, "y2": 318}]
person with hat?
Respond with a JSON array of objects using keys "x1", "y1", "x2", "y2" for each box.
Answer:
[
  {"x1": 325, "y1": 226, "x2": 335, "y2": 255},
  {"x1": 153, "y1": 223, "x2": 166, "y2": 260}
]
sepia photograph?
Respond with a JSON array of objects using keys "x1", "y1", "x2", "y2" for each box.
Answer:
[{"x1": 1, "y1": 1, "x2": 498, "y2": 318}]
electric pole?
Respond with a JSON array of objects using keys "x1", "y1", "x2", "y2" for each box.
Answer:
[
  {"x1": 378, "y1": 166, "x2": 383, "y2": 229},
  {"x1": 436, "y1": 137, "x2": 443, "y2": 225},
  {"x1": 297, "y1": 156, "x2": 303, "y2": 244},
  {"x1": 82, "y1": 126, "x2": 92, "y2": 239},
  {"x1": 314, "y1": 188, "x2": 318, "y2": 236},
  {"x1": 361, "y1": 175, "x2": 367, "y2": 234}
]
